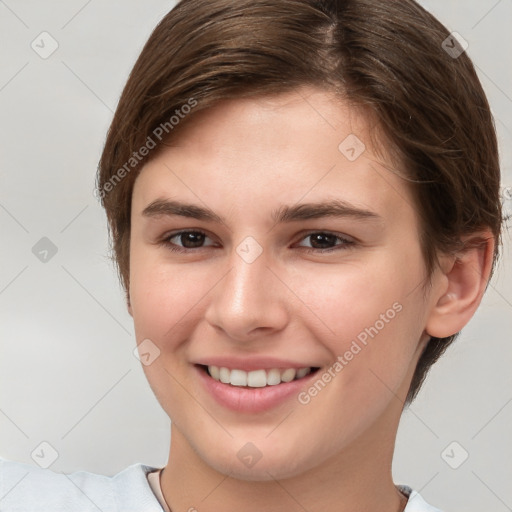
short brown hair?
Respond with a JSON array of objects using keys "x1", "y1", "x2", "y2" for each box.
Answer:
[{"x1": 97, "y1": 0, "x2": 502, "y2": 404}]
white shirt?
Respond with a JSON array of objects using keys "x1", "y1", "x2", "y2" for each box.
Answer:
[{"x1": 0, "y1": 458, "x2": 443, "y2": 511}]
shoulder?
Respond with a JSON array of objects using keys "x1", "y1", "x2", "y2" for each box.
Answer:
[
  {"x1": 0, "y1": 457, "x2": 163, "y2": 512},
  {"x1": 399, "y1": 485, "x2": 444, "y2": 512}
]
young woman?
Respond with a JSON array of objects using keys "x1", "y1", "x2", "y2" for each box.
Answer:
[{"x1": 0, "y1": 1, "x2": 503, "y2": 511}]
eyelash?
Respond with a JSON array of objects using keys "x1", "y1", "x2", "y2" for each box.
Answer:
[{"x1": 159, "y1": 230, "x2": 355, "y2": 254}]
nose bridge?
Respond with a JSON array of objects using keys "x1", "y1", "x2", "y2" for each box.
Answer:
[
  {"x1": 205, "y1": 241, "x2": 288, "y2": 339},
  {"x1": 228, "y1": 250, "x2": 269, "y2": 309}
]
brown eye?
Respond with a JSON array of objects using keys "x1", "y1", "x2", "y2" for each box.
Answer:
[
  {"x1": 176, "y1": 231, "x2": 206, "y2": 248},
  {"x1": 297, "y1": 232, "x2": 354, "y2": 252},
  {"x1": 307, "y1": 233, "x2": 338, "y2": 249},
  {"x1": 163, "y1": 230, "x2": 216, "y2": 252}
]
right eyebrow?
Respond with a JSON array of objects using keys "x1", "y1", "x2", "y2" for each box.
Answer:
[{"x1": 142, "y1": 199, "x2": 224, "y2": 223}]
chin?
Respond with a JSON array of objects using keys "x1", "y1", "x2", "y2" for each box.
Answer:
[{"x1": 197, "y1": 440, "x2": 321, "y2": 482}]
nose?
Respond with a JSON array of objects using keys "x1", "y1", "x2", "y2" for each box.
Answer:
[{"x1": 204, "y1": 247, "x2": 289, "y2": 342}]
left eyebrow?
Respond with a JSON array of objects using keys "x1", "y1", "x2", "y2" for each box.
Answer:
[
  {"x1": 141, "y1": 198, "x2": 382, "y2": 224},
  {"x1": 271, "y1": 200, "x2": 382, "y2": 223}
]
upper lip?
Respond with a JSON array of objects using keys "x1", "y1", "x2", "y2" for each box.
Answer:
[{"x1": 194, "y1": 356, "x2": 320, "y2": 372}]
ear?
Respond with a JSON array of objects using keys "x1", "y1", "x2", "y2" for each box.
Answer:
[{"x1": 425, "y1": 230, "x2": 495, "y2": 338}]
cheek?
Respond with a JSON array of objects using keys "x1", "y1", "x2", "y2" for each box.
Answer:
[
  {"x1": 289, "y1": 250, "x2": 426, "y2": 383},
  {"x1": 129, "y1": 245, "x2": 212, "y2": 339},
  {"x1": 292, "y1": 257, "x2": 409, "y2": 331},
  {"x1": 130, "y1": 267, "x2": 175, "y2": 342},
  {"x1": 286, "y1": 262, "x2": 425, "y2": 445},
  {"x1": 128, "y1": 256, "x2": 210, "y2": 411}
]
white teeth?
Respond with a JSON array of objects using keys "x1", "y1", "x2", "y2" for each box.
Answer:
[
  {"x1": 230, "y1": 369, "x2": 247, "y2": 386},
  {"x1": 296, "y1": 367, "x2": 311, "y2": 379},
  {"x1": 209, "y1": 365, "x2": 220, "y2": 380},
  {"x1": 266, "y1": 368, "x2": 281, "y2": 386},
  {"x1": 247, "y1": 369, "x2": 267, "y2": 388},
  {"x1": 219, "y1": 367, "x2": 230, "y2": 384},
  {"x1": 206, "y1": 365, "x2": 313, "y2": 387},
  {"x1": 280, "y1": 368, "x2": 296, "y2": 382}
]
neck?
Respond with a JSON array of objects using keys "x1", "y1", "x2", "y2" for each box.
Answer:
[{"x1": 160, "y1": 409, "x2": 406, "y2": 512}]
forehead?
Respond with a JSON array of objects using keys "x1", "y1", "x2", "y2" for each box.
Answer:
[{"x1": 133, "y1": 88, "x2": 415, "y2": 228}]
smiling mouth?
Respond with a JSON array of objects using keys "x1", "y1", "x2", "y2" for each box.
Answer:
[{"x1": 198, "y1": 364, "x2": 321, "y2": 388}]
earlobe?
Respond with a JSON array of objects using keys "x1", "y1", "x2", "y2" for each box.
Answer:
[{"x1": 425, "y1": 231, "x2": 495, "y2": 339}]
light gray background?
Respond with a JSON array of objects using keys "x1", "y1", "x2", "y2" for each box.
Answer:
[{"x1": 0, "y1": 1, "x2": 511, "y2": 511}]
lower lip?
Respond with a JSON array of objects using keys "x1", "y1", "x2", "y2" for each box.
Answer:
[{"x1": 195, "y1": 365, "x2": 319, "y2": 413}]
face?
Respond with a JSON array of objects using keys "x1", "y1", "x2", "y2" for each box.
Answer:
[{"x1": 128, "y1": 88, "x2": 441, "y2": 480}]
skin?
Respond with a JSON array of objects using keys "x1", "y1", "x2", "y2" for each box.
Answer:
[{"x1": 127, "y1": 87, "x2": 494, "y2": 512}]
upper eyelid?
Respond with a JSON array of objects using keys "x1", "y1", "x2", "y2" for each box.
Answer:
[{"x1": 165, "y1": 229, "x2": 216, "y2": 242}]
